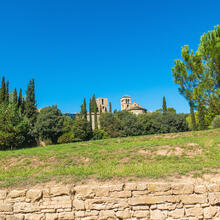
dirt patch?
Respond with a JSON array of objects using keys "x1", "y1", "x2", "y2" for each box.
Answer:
[
  {"x1": 138, "y1": 145, "x2": 203, "y2": 157},
  {"x1": 187, "y1": 143, "x2": 199, "y2": 147}
]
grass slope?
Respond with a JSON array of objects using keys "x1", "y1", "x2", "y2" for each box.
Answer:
[{"x1": 0, "y1": 129, "x2": 220, "y2": 187}]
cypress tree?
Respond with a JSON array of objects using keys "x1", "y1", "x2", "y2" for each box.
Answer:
[
  {"x1": 109, "y1": 102, "x2": 112, "y2": 113},
  {"x1": 83, "y1": 97, "x2": 87, "y2": 120},
  {"x1": 12, "y1": 88, "x2": 18, "y2": 106},
  {"x1": 5, "y1": 81, "x2": 9, "y2": 105},
  {"x1": 18, "y1": 88, "x2": 23, "y2": 109},
  {"x1": 0, "y1": 76, "x2": 6, "y2": 104},
  {"x1": 91, "y1": 94, "x2": 98, "y2": 129},
  {"x1": 89, "y1": 98, "x2": 92, "y2": 128},
  {"x1": 25, "y1": 79, "x2": 37, "y2": 125},
  {"x1": 94, "y1": 101, "x2": 98, "y2": 129},
  {"x1": 162, "y1": 96, "x2": 167, "y2": 113}
]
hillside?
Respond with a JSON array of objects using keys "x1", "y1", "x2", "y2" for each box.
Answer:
[{"x1": 0, "y1": 129, "x2": 220, "y2": 187}]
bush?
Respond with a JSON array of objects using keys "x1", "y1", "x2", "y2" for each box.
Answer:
[
  {"x1": 33, "y1": 105, "x2": 64, "y2": 144},
  {"x1": 212, "y1": 115, "x2": 220, "y2": 128},
  {"x1": 57, "y1": 132, "x2": 76, "y2": 144},
  {"x1": 139, "y1": 112, "x2": 188, "y2": 134},
  {"x1": 100, "y1": 113, "x2": 121, "y2": 137},
  {"x1": 116, "y1": 111, "x2": 144, "y2": 136},
  {"x1": 92, "y1": 129, "x2": 108, "y2": 140},
  {"x1": 72, "y1": 118, "x2": 92, "y2": 141}
]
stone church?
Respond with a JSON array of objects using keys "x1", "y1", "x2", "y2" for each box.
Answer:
[{"x1": 69, "y1": 95, "x2": 146, "y2": 129}]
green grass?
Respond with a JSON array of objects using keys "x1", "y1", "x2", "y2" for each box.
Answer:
[{"x1": 0, "y1": 129, "x2": 220, "y2": 187}]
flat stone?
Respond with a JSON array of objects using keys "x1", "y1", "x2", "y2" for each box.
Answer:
[
  {"x1": 26, "y1": 189, "x2": 42, "y2": 202},
  {"x1": 8, "y1": 190, "x2": 26, "y2": 198},
  {"x1": 185, "y1": 207, "x2": 203, "y2": 217},
  {"x1": 50, "y1": 186, "x2": 69, "y2": 196},
  {"x1": 194, "y1": 185, "x2": 206, "y2": 194},
  {"x1": 180, "y1": 194, "x2": 207, "y2": 204},
  {"x1": 116, "y1": 209, "x2": 131, "y2": 219},
  {"x1": 204, "y1": 206, "x2": 217, "y2": 219},
  {"x1": 148, "y1": 183, "x2": 171, "y2": 192},
  {"x1": 133, "y1": 210, "x2": 150, "y2": 218},
  {"x1": 172, "y1": 183, "x2": 194, "y2": 195},
  {"x1": 150, "y1": 210, "x2": 167, "y2": 220},
  {"x1": 73, "y1": 199, "x2": 85, "y2": 210},
  {"x1": 0, "y1": 190, "x2": 7, "y2": 200},
  {"x1": 169, "y1": 208, "x2": 184, "y2": 218}
]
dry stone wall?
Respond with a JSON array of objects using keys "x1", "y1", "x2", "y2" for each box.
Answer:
[{"x1": 1, "y1": 182, "x2": 220, "y2": 219}]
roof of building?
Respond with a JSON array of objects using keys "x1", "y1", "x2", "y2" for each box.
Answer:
[{"x1": 121, "y1": 95, "x2": 131, "y2": 99}]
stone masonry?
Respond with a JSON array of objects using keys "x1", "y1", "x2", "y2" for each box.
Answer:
[{"x1": 1, "y1": 182, "x2": 220, "y2": 219}]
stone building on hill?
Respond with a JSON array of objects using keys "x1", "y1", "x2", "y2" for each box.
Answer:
[
  {"x1": 96, "y1": 98, "x2": 108, "y2": 113},
  {"x1": 120, "y1": 95, "x2": 146, "y2": 115}
]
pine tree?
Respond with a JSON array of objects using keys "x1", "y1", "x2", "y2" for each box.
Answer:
[
  {"x1": 162, "y1": 96, "x2": 167, "y2": 113},
  {"x1": 13, "y1": 88, "x2": 18, "y2": 106},
  {"x1": 0, "y1": 76, "x2": 6, "y2": 104},
  {"x1": 109, "y1": 102, "x2": 112, "y2": 112},
  {"x1": 18, "y1": 88, "x2": 23, "y2": 109},
  {"x1": 5, "y1": 81, "x2": 9, "y2": 105}
]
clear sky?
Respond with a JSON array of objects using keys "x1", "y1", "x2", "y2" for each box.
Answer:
[{"x1": 0, "y1": 0, "x2": 219, "y2": 113}]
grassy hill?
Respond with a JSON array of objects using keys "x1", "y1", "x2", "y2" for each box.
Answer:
[{"x1": 0, "y1": 129, "x2": 220, "y2": 187}]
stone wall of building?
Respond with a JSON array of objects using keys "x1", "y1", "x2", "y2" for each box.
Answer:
[{"x1": 1, "y1": 181, "x2": 220, "y2": 219}]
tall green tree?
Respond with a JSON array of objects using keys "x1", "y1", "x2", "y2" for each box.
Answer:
[
  {"x1": 33, "y1": 105, "x2": 64, "y2": 144},
  {"x1": 18, "y1": 89, "x2": 23, "y2": 109},
  {"x1": 89, "y1": 98, "x2": 92, "y2": 128},
  {"x1": 197, "y1": 25, "x2": 220, "y2": 115},
  {"x1": 109, "y1": 102, "x2": 112, "y2": 112},
  {"x1": 172, "y1": 46, "x2": 203, "y2": 130},
  {"x1": 5, "y1": 81, "x2": 9, "y2": 105},
  {"x1": 25, "y1": 79, "x2": 37, "y2": 125},
  {"x1": 162, "y1": 96, "x2": 167, "y2": 113},
  {"x1": 12, "y1": 88, "x2": 18, "y2": 106},
  {"x1": 0, "y1": 76, "x2": 6, "y2": 104}
]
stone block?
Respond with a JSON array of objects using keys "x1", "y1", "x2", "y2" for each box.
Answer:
[
  {"x1": 73, "y1": 199, "x2": 85, "y2": 210},
  {"x1": 194, "y1": 185, "x2": 206, "y2": 194},
  {"x1": 99, "y1": 210, "x2": 116, "y2": 219},
  {"x1": 185, "y1": 207, "x2": 203, "y2": 217},
  {"x1": 148, "y1": 183, "x2": 171, "y2": 192},
  {"x1": 169, "y1": 208, "x2": 184, "y2": 218},
  {"x1": 0, "y1": 190, "x2": 7, "y2": 200},
  {"x1": 26, "y1": 189, "x2": 42, "y2": 202},
  {"x1": 133, "y1": 210, "x2": 150, "y2": 218},
  {"x1": 8, "y1": 190, "x2": 26, "y2": 198},
  {"x1": 110, "y1": 191, "x2": 131, "y2": 198},
  {"x1": 50, "y1": 186, "x2": 69, "y2": 197},
  {"x1": 172, "y1": 183, "x2": 194, "y2": 195},
  {"x1": 58, "y1": 212, "x2": 75, "y2": 220},
  {"x1": 116, "y1": 209, "x2": 131, "y2": 219},
  {"x1": 180, "y1": 194, "x2": 207, "y2": 204},
  {"x1": 0, "y1": 203, "x2": 13, "y2": 212},
  {"x1": 150, "y1": 210, "x2": 167, "y2": 220},
  {"x1": 204, "y1": 206, "x2": 217, "y2": 219},
  {"x1": 209, "y1": 192, "x2": 220, "y2": 205}
]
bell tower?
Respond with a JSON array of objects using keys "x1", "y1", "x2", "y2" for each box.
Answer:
[{"x1": 120, "y1": 95, "x2": 131, "y2": 110}]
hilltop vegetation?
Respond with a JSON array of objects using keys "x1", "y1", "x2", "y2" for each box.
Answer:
[{"x1": 0, "y1": 128, "x2": 220, "y2": 187}]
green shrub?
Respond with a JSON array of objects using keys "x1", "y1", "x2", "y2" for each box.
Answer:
[
  {"x1": 57, "y1": 132, "x2": 76, "y2": 144},
  {"x1": 212, "y1": 115, "x2": 220, "y2": 128},
  {"x1": 92, "y1": 129, "x2": 108, "y2": 140}
]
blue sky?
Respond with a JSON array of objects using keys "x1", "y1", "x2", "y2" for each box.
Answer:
[{"x1": 0, "y1": 0, "x2": 219, "y2": 113}]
